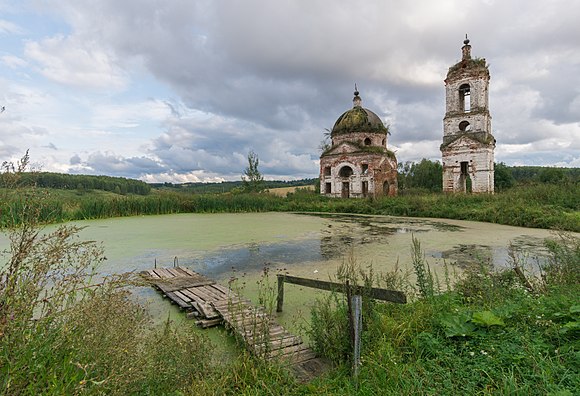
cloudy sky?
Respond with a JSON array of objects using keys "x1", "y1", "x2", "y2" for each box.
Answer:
[{"x1": 1, "y1": 0, "x2": 579, "y2": 182}]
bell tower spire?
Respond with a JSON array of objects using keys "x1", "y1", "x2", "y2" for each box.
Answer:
[{"x1": 462, "y1": 34, "x2": 471, "y2": 60}]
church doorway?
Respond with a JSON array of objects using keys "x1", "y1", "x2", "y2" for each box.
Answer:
[
  {"x1": 383, "y1": 181, "x2": 390, "y2": 196},
  {"x1": 341, "y1": 182, "x2": 350, "y2": 198}
]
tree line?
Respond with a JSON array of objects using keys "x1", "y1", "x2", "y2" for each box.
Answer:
[
  {"x1": 397, "y1": 159, "x2": 579, "y2": 193},
  {"x1": 0, "y1": 172, "x2": 151, "y2": 195}
]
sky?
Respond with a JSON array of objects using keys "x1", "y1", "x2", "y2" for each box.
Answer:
[{"x1": 1, "y1": 0, "x2": 579, "y2": 183}]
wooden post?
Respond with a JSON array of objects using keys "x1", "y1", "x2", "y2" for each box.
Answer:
[
  {"x1": 276, "y1": 275, "x2": 285, "y2": 312},
  {"x1": 351, "y1": 294, "x2": 362, "y2": 379},
  {"x1": 346, "y1": 280, "x2": 354, "y2": 347}
]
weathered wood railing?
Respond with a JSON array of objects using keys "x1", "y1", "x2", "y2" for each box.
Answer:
[{"x1": 276, "y1": 274, "x2": 407, "y2": 312}]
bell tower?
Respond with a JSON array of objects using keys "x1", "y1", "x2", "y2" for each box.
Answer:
[{"x1": 441, "y1": 36, "x2": 495, "y2": 193}]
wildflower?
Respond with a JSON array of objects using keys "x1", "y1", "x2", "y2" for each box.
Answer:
[
  {"x1": 480, "y1": 350, "x2": 488, "y2": 355},
  {"x1": 469, "y1": 351, "x2": 475, "y2": 356}
]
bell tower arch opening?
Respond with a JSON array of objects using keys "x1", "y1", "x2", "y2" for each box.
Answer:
[{"x1": 459, "y1": 83, "x2": 471, "y2": 112}]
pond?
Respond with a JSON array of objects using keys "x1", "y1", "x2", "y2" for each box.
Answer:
[{"x1": 0, "y1": 212, "x2": 568, "y2": 335}]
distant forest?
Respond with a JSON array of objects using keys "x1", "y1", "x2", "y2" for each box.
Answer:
[
  {"x1": 0, "y1": 172, "x2": 151, "y2": 195},
  {"x1": 150, "y1": 178, "x2": 318, "y2": 194},
  {"x1": 1, "y1": 164, "x2": 577, "y2": 196}
]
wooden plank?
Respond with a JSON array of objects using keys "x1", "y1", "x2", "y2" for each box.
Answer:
[
  {"x1": 180, "y1": 267, "x2": 198, "y2": 276},
  {"x1": 185, "y1": 287, "x2": 214, "y2": 303},
  {"x1": 196, "y1": 318, "x2": 222, "y2": 328},
  {"x1": 192, "y1": 301, "x2": 220, "y2": 319},
  {"x1": 269, "y1": 343, "x2": 312, "y2": 359},
  {"x1": 165, "y1": 291, "x2": 191, "y2": 309},
  {"x1": 173, "y1": 267, "x2": 192, "y2": 277},
  {"x1": 156, "y1": 268, "x2": 175, "y2": 279},
  {"x1": 144, "y1": 269, "x2": 160, "y2": 279},
  {"x1": 165, "y1": 268, "x2": 184, "y2": 278},
  {"x1": 211, "y1": 283, "x2": 232, "y2": 295},
  {"x1": 179, "y1": 288, "x2": 204, "y2": 304},
  {"x1": 151, "y1": 268, "x2": 167, "y2": 278},
  {"x1": 173, "y1": 289, "x2": 192, "y2": 303},
  {"x1": 278, "y1": 274, "x2": 406, "y2": 304},
  {"x1": 254, "y1": 335, "x2": 302, "y2": 352},
  {"x1": 197, "y1": 285, "x2": 224, "y2": 300},
  {"x1": 207, "y1": 284, "x2": 230, "y2": 298}
]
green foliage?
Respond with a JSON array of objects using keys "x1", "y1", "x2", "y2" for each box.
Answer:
[
  {"x1": 494, "y1": 161, "x2": 515, "y2": 191},
  {"x1": 410, "y1": 234, "x2": 435, "y2": 299},
  {"x1": 398, "y1": 158, "x2": 443, "y2": 192},
  {"x1": 538, "y1": 167, "x2": 567, "y2": 184},
  {"x1": 0, "y1": 171, "x2": 151, "y2": 195},
  {"x1": 241, "y1": 150, "x2": 265, "y2": 193},
  {"x1": 471, "y1": 310, "x2": 505, "y2": 327}
]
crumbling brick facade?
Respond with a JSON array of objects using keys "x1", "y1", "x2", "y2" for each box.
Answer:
[
  {"x1": 441, "y1": 37, "x2": 495, "y2": 193},
  {"x1": 320, "y1": 90, "x2": 397, "y2": 198}
]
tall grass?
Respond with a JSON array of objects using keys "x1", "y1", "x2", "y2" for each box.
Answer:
[
  {"x1": 307, "y1": 233, "x2": 579, "y2": 395},
  {"x1": 2, "y1": 182, "x2": 578, "y2": 231}
]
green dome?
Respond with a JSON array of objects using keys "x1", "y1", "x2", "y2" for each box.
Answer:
[{"x1": 331, "y1": 106, "x2": 387, "y2": 136}]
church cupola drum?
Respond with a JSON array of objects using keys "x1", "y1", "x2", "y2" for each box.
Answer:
[
  {"x1": 441, "y1": 36, "x2": 495, "y2": 193},
  {"x1": 319, "y1": 88, "x2": 398, "y2": 198}
]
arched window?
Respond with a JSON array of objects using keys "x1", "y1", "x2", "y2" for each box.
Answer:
[
  {"x1": 459, "y1": 121, "x2": 471, "y2": 132},
  {"x1": 339, "y1": 166, "x2": 353, "y2": 178},
  {"x1": 382, "y1": 138, "x2": 386, "y2": 146},
  {"x1": 324, "y1": 166, "x2": 331, "y2": 176},
  {"x1": 459, "y1": 83, "x2": 471, "y2": 112},
  {"x1": 364, "y1": 137, "x2": 372, "y2": 146}
]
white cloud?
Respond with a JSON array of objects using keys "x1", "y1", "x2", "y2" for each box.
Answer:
[
  {"x1": 24, "y1": 35, "x2": 128, "y2": 91},
  {"x1": 0, "y1": 19, "x2": 24, "y2": 35},
  {"x1": 1, "y1": 55, "x2": 27, "y2": 68}
]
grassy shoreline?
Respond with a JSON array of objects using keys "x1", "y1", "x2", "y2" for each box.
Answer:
[{"x1": 1, "y1": 183, "x2": 579, "y2": 231}]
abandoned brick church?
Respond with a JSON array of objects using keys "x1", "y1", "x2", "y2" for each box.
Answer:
[
  {"x1": 319, "y1": 88, "x2": 398, "y2": 198},
  {"x1": 319, "y1": 37, "x2": 495, "y2": 197}
]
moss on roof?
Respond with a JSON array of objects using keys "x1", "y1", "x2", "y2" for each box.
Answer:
[
  {"x1": 331, "y1": 106, "x2": 388, "y2": 136},
  {"x1": 447, "y1": 57, "x2": 488, "y2": 79}
]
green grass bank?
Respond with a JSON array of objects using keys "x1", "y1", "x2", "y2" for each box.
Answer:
[{"x1": 2, "y1": 182, "x2": 579, "y2": 231}]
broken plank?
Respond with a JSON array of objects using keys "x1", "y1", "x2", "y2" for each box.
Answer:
[{"x1": 165, "y1": 291, "x2": 191, "y2": 309}]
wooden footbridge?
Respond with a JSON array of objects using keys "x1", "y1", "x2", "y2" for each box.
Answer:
[{"x1": 141, "y1": 266, "x2": 329, "y2": 380}]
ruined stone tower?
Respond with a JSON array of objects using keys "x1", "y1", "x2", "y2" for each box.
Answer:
[
  {"x1": 319, "y1": 88, "x2": 397, "y2": 198},
  {"x1": 441, "y1": 37, "x2": 495, "y2": 193}
]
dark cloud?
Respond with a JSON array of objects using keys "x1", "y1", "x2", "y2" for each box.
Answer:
[
  {"x1": 77, "y1": 152, "x2": 166, "y2": 177},
  {"x1": 10, "y1": 1, "x2": 580, "y2": 180}
]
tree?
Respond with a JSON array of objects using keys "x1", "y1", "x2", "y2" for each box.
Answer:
[
  {"x1": 537, "y1": 167, "x2": 566, "y2": 184},
  {"x1": 494, "y1": 162, "x2": 515, "y2": 191},
  {"x1": 397, "y1": 159, "x2": 442, "y2": 192},
  {"x1": 241, "y1": 150, "x2": 264, "y2": 193}
]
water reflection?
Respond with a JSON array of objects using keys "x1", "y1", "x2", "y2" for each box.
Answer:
[{"x1": 186, "y1": 215, "x2": 486, "y2": 278}]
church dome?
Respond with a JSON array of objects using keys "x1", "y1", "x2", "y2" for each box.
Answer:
[{"x1": 331, "y1": 90, "x2": 388, "y2": 136}]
